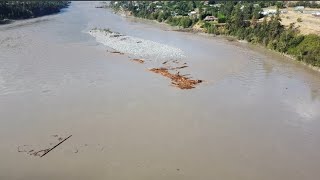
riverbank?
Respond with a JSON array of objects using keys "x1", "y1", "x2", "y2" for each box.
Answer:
[
  {"x1": 109, "y1": 6, "x2": 320, "y2": 73},
  {"x1": 0, "y1": 1, "x2": 70, "y2": 25},
  {"x1": 108, "y1": 1, "x2": 320, "y2": 70}
]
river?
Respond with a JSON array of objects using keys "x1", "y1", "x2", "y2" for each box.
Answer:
[{"x1": 1, "y1": 2, "x2": 320, "y2": 180}]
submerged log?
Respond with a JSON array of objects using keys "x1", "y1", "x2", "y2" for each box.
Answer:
[{"x1": 41, "y1": 135, "x2": 72, "y2": 157}]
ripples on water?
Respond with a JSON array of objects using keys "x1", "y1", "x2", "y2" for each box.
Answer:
[{"x1": 1, "y1": 2, "x2": 320, "y2": 180}]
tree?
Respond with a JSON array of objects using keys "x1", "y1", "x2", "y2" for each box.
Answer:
[
  {"x1": 179, "y1": 17, "x2": 192, "y2": 28},
  {"x1": 252, "y1": 5, "x2": 262, "y2": 19},
  {"x1": 242, "y1": 3, "x2": 254, "y2": 20}
]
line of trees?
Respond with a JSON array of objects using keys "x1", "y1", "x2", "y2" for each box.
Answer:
[
  {"x1": 287, "y1": 1, "x2": 320, "y2": 8},
  {"x1": 0, "y1": 1, "x2": 69, "y2": 22}
]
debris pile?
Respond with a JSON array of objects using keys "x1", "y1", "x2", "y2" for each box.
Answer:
[{"x1": 150, "y1": 67, "x2": 202, "y2": 89}]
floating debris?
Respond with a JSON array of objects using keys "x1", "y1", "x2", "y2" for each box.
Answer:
[
  {"x1": 170, "y1": 65, "x2": 188, "y2": 70},
  {"x1": 17, "y1": 135, "x2": 72, "y2": 157},
  {"x1": 110, "y1": 51, "x2": 124, "y2": 55},
  {"x1": 150, "y1": 67, "x2": 202, "y2": 89},
  {"x1": 162, "y1": 60, "x2": 169, "y2": 64},
  {"x1": 110, "y1": 34, "x2": 124, "y2": 38},
  {"x1": 17, "y1": 145, "x2": 29, "y2": 152},
  {"x1": 131, "y1": 58, "x2": 145, "y2": 64},
  {"x1": 30, "y1": 149, "x2": 50, "y2": 157},
  {"x1": 40, "y1": 135, "x2": 72, "y2": 157}
]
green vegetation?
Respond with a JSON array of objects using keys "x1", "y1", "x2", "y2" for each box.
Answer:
[
  {"x1": 110, "y1": 1, "x2": 320, "y2": 68},
  {"x1": 288, "y1": 34, "x2": 320, "y2": 66},
  {"x1": 287, "y1": 1, "x2": 320, "y2": 8},
  {"x1": 0, "y1": 1, "x2": 69, "y2": 22}
]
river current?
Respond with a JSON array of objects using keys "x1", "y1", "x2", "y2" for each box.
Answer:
[{"x1": 0, "y1": 2, "x2": 320, "y2": 180}]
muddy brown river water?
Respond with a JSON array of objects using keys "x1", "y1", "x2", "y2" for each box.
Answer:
[{"x1": 1, "y1": 2, "x2": 320, "y2": 180}]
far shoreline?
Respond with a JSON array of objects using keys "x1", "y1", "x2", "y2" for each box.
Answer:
[
  {"x1": 0, "y1": 2, "x2": 70, "y2": 26},
  {"x1": 107, "y1": 8, "x2": 320, "y2": 73}
]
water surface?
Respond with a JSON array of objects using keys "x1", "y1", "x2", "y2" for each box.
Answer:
[{"x1": 1, "y1": 2, "x2": 320, "y2": 180}]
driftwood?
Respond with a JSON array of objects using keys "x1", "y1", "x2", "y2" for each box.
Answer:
[
  {"x1": 131, "y1": 58, "x2": 144, "y2": 64},
  {"x1": 162, "y1": 60, "x2": 169, "y2": 64},
  {"x1": 150, "y1": 68, "x2": 202, "y2": 89},
  {"x1": 170, "y1": 65, "x2": 188, "y2": 70},
  {"x1": 110, "y1": 51, "x2": 124, "y2": 55},
  {"x1": 41, "y1": 135, "x2": 72, "y2": 157},
  {"x1": 110, "y1": 34, "x2": 124, "y2": 38}
]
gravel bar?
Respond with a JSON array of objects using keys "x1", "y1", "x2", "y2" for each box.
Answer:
[{"x1": 88, "y1": 29, "x2": 185, "y2": 61}]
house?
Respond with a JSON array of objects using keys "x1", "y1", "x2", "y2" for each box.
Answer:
[
  {"x1": 261, "y1": 9, "x2": 277, "y2": 16},
  {"x1": 204, "y1": 16, "x2": 218, "y2": 21},
  {"x1": 312, "y1": 12, "x2": 320, "y2": 17},
  {"x1": 188, "y1": 11, "x2": 197, "y2": 17},
  {"x1": 294, "y1": 6, "x2": 304, "y2": 12}
]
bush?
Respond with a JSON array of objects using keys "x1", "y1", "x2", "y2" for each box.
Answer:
[
  {"x1": 297, "y1": 18, "x2": 302, "y2": 22},
  {"x1": 207, "y1": 24, "x2": 216, "y2": 34},
  {"x1": 217, "y1": 13, "x2": 226, "y2": 23},
  {"x1": 288, "y1": 34, "x2": 320, "y2": 66},
  {"x1": 175, "y1": 16, "x2": 192, "y2": 28}
]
